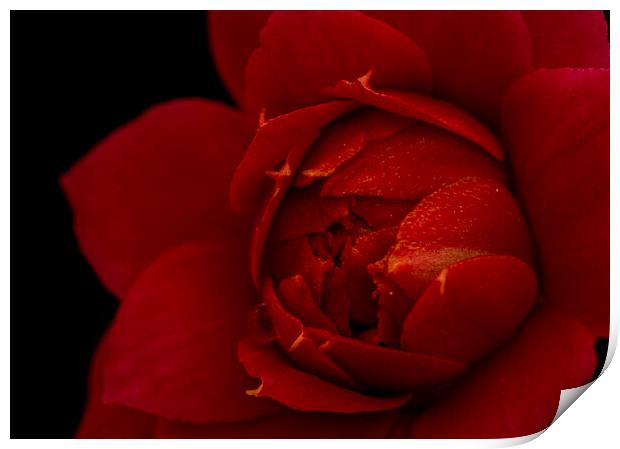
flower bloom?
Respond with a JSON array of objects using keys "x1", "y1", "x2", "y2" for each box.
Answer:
[{"x1": 62, "y1": 11, "x2": 609, "y2": 438}]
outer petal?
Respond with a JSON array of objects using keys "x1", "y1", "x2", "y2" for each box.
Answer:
[
  {"x1": 208, "y1": 11, "x2": 271, "y2": 105},
  {"x1": 522, "y1": 11, "x2": 609, "y2": 69},
  {"x1": 245, "y1": 11, "x2": 431, "y2": 117},
  {"x1": 156, "y1": 410, "x2": 401, "y2": 438},
  {"x1": 502, "y1": 68, "x2": 610, "y2": 337},
  {"x1": 76, "y1": 336, "x2": 155, "y2": 438},
  {"x1": 368, "y1": 11, "x2": 532, "y2": 124},
  {"x1": 411, "y1": 305, "x2": 596, "y2": 438},
  {"x1": 103, "y1": 242, "x2": 281, "y2": 424},
  {"x1": 61, "y1": 99, "x2": 255, "y2": 298},
  {"x1": 238, "y1": 338, "x2": 412, "y2": 413}
]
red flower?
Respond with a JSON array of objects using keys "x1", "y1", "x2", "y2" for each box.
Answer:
[{"x1": 62, "y1": 11, "x2": 610, "y2": 438}]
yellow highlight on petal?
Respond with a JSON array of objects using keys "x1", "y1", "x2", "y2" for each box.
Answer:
[{"x1": 245, "y1": 383, "x2": 263, "y2": 396}]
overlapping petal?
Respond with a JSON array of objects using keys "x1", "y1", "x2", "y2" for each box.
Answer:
[
  {"x1": 308, "y1": 328, "x2": 467, "y2": 392},
  {"x1": 103, "y1": 243, "x2": 281, "y2": 424},
  {"x1": 400, "y1": 255, "x2": 537, "y2": 363},
  {"x1": 208, "y1": 11, "x2": 271, "y2": 104},
  {"x1": 411, "y1": 306, "x2": 596, "y2": 438},
  {"x1": 367, "y1": 11, "x2": 532, "y2": 125},
  {"x1": 502, "y1": 68, "x2": 610, "y2": 337},
  {"x1": 61, "y1": 99, "x2": 255, "y2": 298},
  {"x1": 321, "y1": 123, "x2": 505, "y2": 199},
  {"x1": 327, "y1": 77, "x2": 504, "y2": 160},
  {"x1": 238, "y1": 337, "x2": 412, "y2": 413},
  {"x1": 230, "y1": 101, "x2": 357, "y2": 214},
  {"x1": 245, "y1": 11, "x2": 432, "y2": 117},
  {"x1": 381, "y1": 178, "x2": 534, "y2": 300}
]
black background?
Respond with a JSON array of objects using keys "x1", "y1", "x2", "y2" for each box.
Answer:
[
  {"x1": 10, "y1": 11, "x2": 611, "y2": 439},
  {"x1": 11, "y1": 11, "x2": 232, "y2": 438}
]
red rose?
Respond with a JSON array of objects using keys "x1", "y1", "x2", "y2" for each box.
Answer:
[{"x1": 62, "y1": 11, "x2": 610, "y2": 438}]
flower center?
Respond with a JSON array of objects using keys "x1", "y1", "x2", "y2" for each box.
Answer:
[
  {"x1": 243, "y1": 103, "x2": 538, "y2": 397},
  {"x1": 259, "y1": 107, "x2": 534, "y2": 351}
]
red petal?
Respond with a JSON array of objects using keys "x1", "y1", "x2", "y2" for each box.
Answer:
[
  {"x1": 277, "y1": 275, "x2": 338, "y2": 334},
  {"x1": 522, "y1": 11, "x2": 609, "y2": 69},
  {"x1": 411, "y1": 305, "x2": 597, "y2": 438},
  {"x1": 76, "y1": 337, "x2": 155, "y2": 438},
  {"x1": 322, "y1": 123, "x2": 505, "y2": 199},
  {"x1": 321, "y1": 267, "x2": 353, "y2": 336},
  {"x1": 370, "y1": 266, "x2": 415, "y2": 347},
  {"x1": 341, "y1": 227, "x2": 397, "y2": 325},
  {"x1": 156, "y1": 410, "x2": 401, "y2": 438},
  {"x1": 60, "y1": 99, "x2": 254, "y2": 298},
  {"x1": 384, "y1": 178, "x2": 534, "y2": 300},
  {"x1": 208, "y1": 11, "x2": 271, "y2": 105},
  {"x1": 502, "y1": 68, "x2": 610, "y2": 337},
  {"x1": 264, "y1": 237, "x2": 332, "y2": 302},
  {"x1": 268, "y1": 182, "x2": 349, "y2": 242},
  {"x1": 328, "y1": 77, "x2": 503, "y2": 160},
  {"x1": 230, "y1": 101, "x2": 357, "y2": 214},
  {"x1": 308, "y1": 328, "x2": 466, "y2": 392},
  {"x1": 230, "y1": 101, "x2": 356, "y2": 286},
  {"x1": 401, "y1": 256, "x2": 537, "y2": 364},
  {"x1": 103, "y1": 243, "x2": 280, "y2": 424},
  {"x1": 238, "y1": 337, "x2": 411, "y2": 413},
  {"x1": 261, "y1": 278, "x2": 360, "y2": 389},
  {"x1": 294, "y1": 108, "x2": 413, "y2": 187},
  {"x1": 368, "y1": 11, "x2": 532, "y2": 124},
  {"x1": 245, "y1": 11, "x2": 431, "y2": 117},
  {"x1": 349, "y1": 199, "x2": 416, "y2": 229}
]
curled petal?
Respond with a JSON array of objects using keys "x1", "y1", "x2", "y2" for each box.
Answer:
[
  {"x1": 327, "y1": 77, "x2": 503, "y2": 160},
  {"x1": 238, "y1": 337, "x2": 412, "y2": 413},
  {"x1": 308, "y1": 328, "x2": 467, "y2": 392},
  {"x1": 229, "y1": 101, "x2": 356, "y2": 285},
  {"x1": 230, "y1": 101, "x2": 357, "y2": 214},
  {"x1": 295, "y1": 108, "x2": 413, "y2": 187},
  {"x1": 401, "y1": 255, "x2": 537, "y2": 364}
]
